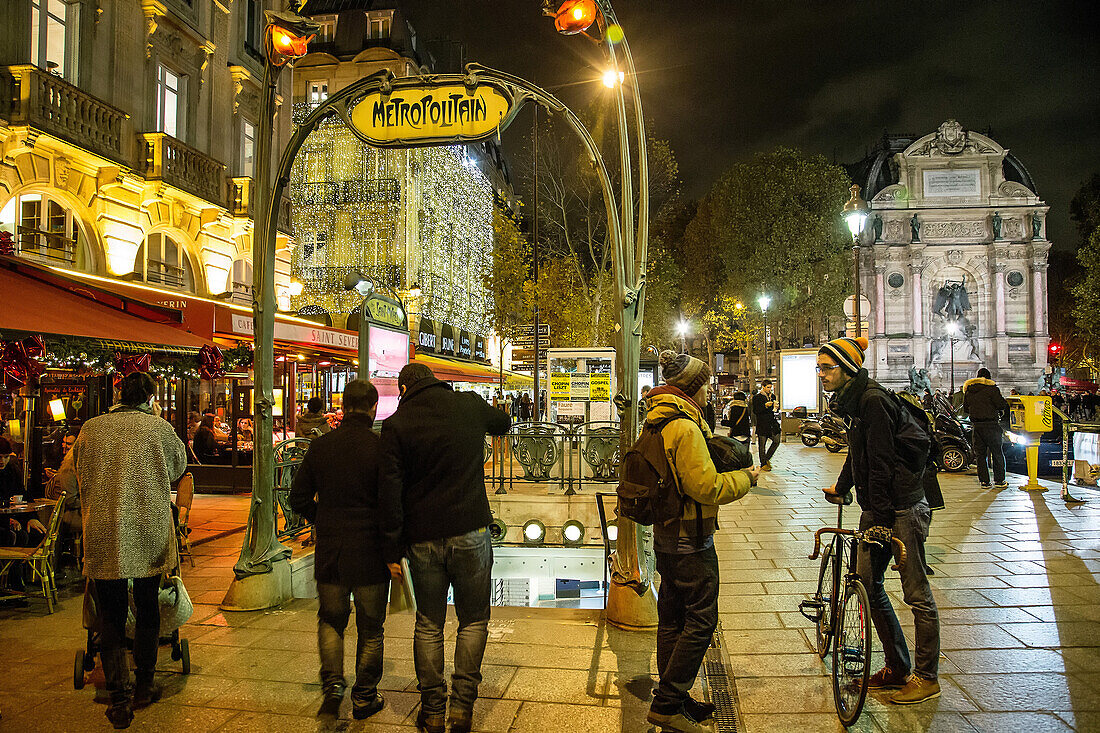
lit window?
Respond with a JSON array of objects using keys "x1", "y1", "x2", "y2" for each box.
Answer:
[
  {"x1": 0, "y1": 192, "x2": 91, "y2": 270},
  {"x1": 370, "y1": 17, "x2": 391, "y2": 39},
  {"x1": 156, "y1": 65, "x2": 182, "y2": 138},
  {"x1": 135, "y1": 232, "x2": 195, "y2": 291},
  {"x1": 309, "y1": 81, "x2": 328, "y2": 109},
  {"x1": 316, "y1": 17, "x2": 336, "y2": 42},
  {"x1": 241, "y1": 120, "x2": 255, "y2": 177},
  {"x1": 30, "y1": 0, "x2": 72, "y2": 78}
]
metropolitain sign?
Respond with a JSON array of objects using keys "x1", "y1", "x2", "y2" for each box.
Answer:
[{"x1": 348, "y1": 81, "x2": 513, "y2": 147}]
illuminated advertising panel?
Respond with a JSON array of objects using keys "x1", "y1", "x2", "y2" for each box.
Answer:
[{"x1": 369, "y1": 324, "x2": 410, "y2": 421}]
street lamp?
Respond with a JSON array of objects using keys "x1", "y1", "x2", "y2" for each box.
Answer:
[
  {"x1": 676, "y1": 319, "x2": 690, "y2": 354},
  {"x1": 946, "y1": 320, "x2": 959, "y2": 394},
  {"x1": 842, "y1": 184, "x2": 870, "y2": 339},
  {"x1": 602, "y1": 68, "x2": 625, "y2": 88},
  {"x1": 758, "y1": 295, "x2": 771, "y2": 376}
]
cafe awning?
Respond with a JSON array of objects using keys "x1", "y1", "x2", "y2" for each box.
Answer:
[
  {"x1": 413, "y1": 353, "x2": 531, "y2": 386},
  {"x1": 0, "y1": 263, "x2": 214, "y2": 354}
]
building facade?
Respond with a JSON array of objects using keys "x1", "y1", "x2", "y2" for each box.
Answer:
[
  {"x1": 850, "y1": 120, "x2": 1050, "y2": 392},
  {"x1": 0, "y1": 0, "x2": 296, "y2": 302}
]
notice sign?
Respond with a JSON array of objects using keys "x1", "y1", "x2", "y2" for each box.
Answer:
[
  {"x1": 570, "y1": 374, "x2": 590, "y2": 401},
  {"x1": 923, "y1": 168, "x2": 981, "y2": 197},
  {"x1": 589, "y1": 372, "x2": 611, "y2": 402},
  {"x1": 349, "y1": 81, "x2": 513, "y2": 148},
  {"x1": 549, "y1": 373, "x2": 572, "y2": 402}
]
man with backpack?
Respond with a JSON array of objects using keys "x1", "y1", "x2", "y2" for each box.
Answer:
[
  {"x1": 639, "y1": 351, "x2": 760, "y2": 733},
  {"x1": 961, "y1": 367, "x2": 1009, "y2": 490},
  {"x1": 817, "y1": 336, "x2": 940, "y2": 705}
]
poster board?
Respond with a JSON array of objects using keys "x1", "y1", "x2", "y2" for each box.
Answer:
[{"x1": 779, "y1": 348, "x2": 823, "y2": 413}]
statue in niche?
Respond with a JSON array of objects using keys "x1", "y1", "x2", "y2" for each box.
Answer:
[
  {"x1": 931, "y1": 278, "x2": 971, "y2": 321},
  {"x1": 872, "y1": 215, "x2": 883, "y2": 242},
  {"x1": 992, "y1": 211, "x2": 1002, "y2": 241},
  {"x1": 929, "y1": 278, "x2": 980, "y2": 368},
  {"x1": 910, "y1": 214, "x2": 921, "y2": 242},
  {"x1": 907, "y1": 365, "x2": 932, "y2": 394},
  {"x1": 1032, "y1": 213, "x2": 1043, "y2": 240}
]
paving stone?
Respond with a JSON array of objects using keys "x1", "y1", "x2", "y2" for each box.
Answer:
[
  {"x1": 963, "y1": 711, "x2": 1075, "y2": 732},
  {"x1": 742, "y1": 711, "x2": 882, "y2": 732},
  {"x1": 868, "y1": 709, "x2": 979, "y2": 733},
  {"x1": 952, "y1": 672, "x2": 1099, "y2": 712},
  {"x1": 507, "y1": 701, "x2": 623, "y2": 732},
  {"x1": 942, "y1": 648, "x2": 1071, "y2": 674},
  {"x1": 501, "y1": 667, "x2": 607, "y2": 705}
]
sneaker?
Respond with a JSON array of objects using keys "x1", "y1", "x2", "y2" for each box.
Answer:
[
  {"x1": 417, "y1": 709, "x2": 446, "y2": 733},
  {"x1": 762, "y1": 462, "x2": 773, "y2": 471},
  {"x1": 317, "y1": 694, "x2": 343, "y2": 718},
  {"x1": 352, "y1": 692, "x2": 385, "y2": 720},
  {"x1": 890, "y1": 675, "x2": 941, "y2": 704},
  {"x1": 993, "y1": 481, "x2": 1009, "y2": 490},
  {"x1": 448, "y1": 711, "x2": 473, "y2": 733},
  {"x1": 979, "y1": 483, "x2": 992, "y2": 490},
  {"x1": 867, "y1": 666, "x2": 908, "y2": 689},
  {"x1": 105, "y1": 702, "x2": 133, "y2": 730},
  {"x1": 924, "y1": 565, "x2": 936, "y2": 576},
  {"x1": 646, "y1": 708, "x2": 712, "y2": 733},
  {"x1": 684, "y1": 697, "x2": 716, "y2": 724}
]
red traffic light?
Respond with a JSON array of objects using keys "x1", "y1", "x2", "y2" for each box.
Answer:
[
  {"x1": 1049, "y1": 343, "x2": 1062, "y2": 354},
  {"x1": 554, "y1": 0, "x2": 598, "y2": 34}
]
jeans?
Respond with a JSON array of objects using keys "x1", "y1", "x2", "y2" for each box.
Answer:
[
  {"x1": 407, "y1": 527, "x2": 493, "y2": 717},
  {"x1": 317, "y1": 581, "x2": 388, "y2": 704},
  {"x1": 93, "y1": 576, "x2": 161, "y2": 703},
  {"x1": 652, "y1": 546, "x2": 719, "y2": 715},
  {"x1": 857, "y1": 502, "x2": 940, "y2": 680},
  {"x1": 757, "y1": 434, "x2": 779, "y2": 465},
  {"x1": 972, "y1": 421, "x2": 1006, "y2": 485}
]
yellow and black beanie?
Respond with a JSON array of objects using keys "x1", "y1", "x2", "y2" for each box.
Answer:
[
  {"x1": 659, "y1": 350, "x2": 712, "y2": 397},
  {"x1": 818, "y1": 336, "x2": 869, "y2": 376}
]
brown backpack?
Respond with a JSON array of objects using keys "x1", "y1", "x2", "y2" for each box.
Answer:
[{"x1": 616, "y1": 415, "x2": 691, "y2": 527}]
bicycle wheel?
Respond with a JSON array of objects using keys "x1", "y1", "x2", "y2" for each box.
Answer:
[
  {"x1": 832, "y1": 580, "x2": 872, "y2": 727},
  {"x1": 814, "y1": 541, "x2": 837, "y2": 658}
]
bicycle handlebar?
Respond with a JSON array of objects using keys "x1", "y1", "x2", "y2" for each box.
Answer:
[{"x1": 809, "y1": 527, "x2": 908, "y2": 572}]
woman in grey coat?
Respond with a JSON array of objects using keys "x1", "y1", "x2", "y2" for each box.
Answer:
[{"x1": 65, "y1": 371, "x2": 186, "y2": 729}]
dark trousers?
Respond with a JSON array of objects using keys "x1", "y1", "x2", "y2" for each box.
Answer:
[
  {"x1": 972, "y1": 421, "x2": 1006, "y2": 485},
  {"x1": 93, "y1": 576, "x2": 161, "y2": 703},
  {"x1": 317, "y1": 582, "x2": 388, "y2": 704},
  {"x1": 757, "y1": 433, "x2": 780, "y2": 465},
  {"x1": 652, "y1": 546, "x2": 719, "y2": 715}
]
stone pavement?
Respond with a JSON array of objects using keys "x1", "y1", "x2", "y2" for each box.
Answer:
[{"x1": 0, "y1": 443, "x2": 1097, "y2": 732}]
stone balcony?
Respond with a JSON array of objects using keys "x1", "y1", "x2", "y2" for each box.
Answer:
[
  {"x1": 228, "y1": 176, "x2": 293, "y2": 234},
  {"x1": 139, "y1": 132, "x2": 225, "y2": 207},
  {"x1": 0, "y1": 64, "x2": 129, "y2": 164}
]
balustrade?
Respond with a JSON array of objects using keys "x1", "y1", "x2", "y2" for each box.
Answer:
[{"x1": 139, "y1": 132, "x2": 225, "y2": 206}]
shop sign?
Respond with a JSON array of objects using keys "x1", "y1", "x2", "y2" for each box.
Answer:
[
  {"x1": 457, "y1": 330, "x2": 473, "y2": 359},
  {"x1": 228, "y1": 312, "x2": 358, "y2": 351},
  {"x1": 349, "y1": 81, "x2": 514, "y2": 148},
  {"x1": 473, "y1": 335, "x2": 487, "y2": 361},
  {"x1": 439, "y1": 323, "x2": 456, "y2": 356},
  {"x1": 364, "y1": 294, "x2": 407, "y2": 330},
  {"x1": 417, "y1": 317, "x2": 437, "y2": 353}
]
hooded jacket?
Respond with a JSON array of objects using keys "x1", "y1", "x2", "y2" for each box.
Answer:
[
  {"x1": 645, "y1": 386, "x2": 754, "y2": 551},
  {"x1": 832, "y1": 369, "x2": 925, "y2": 527},
  {"x1": 962, "y1": 377, "x2": 1008, "y2": 423},
  {"x1": 296, "y1": 411, "x2": 331, "y2": 437}
]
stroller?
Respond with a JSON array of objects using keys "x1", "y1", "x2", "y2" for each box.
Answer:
[{"x1": 73, "y1": 517, "x2": 194, "y2": 689}]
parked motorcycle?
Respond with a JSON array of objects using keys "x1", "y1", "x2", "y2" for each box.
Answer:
[
  {"x1": 800, "y1": 412, "x2": 848, "y2": 452},
  {"x1": 933, "y1": 408, "x2": 974, "y2": 472}
]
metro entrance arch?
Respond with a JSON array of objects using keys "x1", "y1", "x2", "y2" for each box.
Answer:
[{"x1": 225, "y1": 24, "x2": 654, "y2": 632}]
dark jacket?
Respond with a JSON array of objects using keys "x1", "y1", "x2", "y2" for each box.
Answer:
[
  {"x1": 192, "y1": 426, "x2": 221, "y2": 462},
  {"x1": 289, "y1": 412, "x2": 389, "y2": 586},
  {"x1": 752, "y1": 391, "x2": 780, "y2": 437},
  {"x1": 723, "y1": 398, "x2": 752, "y2": 439},
  {"x1": 0, "y1": 460, "x2": 23, "y2": 504},
  {"x1": 832, "y1": 369, "x2": 926, "y2": 527},
  {"x1": 962, "y1": 377, "x2": 1008, "y2": 423},
  {"x1": 379, "y1": 378, "x2": 511, "y2": 562}
]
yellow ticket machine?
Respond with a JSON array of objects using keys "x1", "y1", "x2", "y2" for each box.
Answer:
[{"x1": 1007, "y1": 395, "x2": 1053, "y2": 491}]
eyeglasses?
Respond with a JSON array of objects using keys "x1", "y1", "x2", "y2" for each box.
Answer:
[{"x1": 815, "y1": 365, "x2": 841, "y2": 374}]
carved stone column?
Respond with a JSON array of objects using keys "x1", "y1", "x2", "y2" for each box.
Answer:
[
  {"x1": 909, "y1": 261, "x2": 924, "y2": 336},
  {"x1": 874, "y1": 264, "x2": 886, "y2": 336},
  {"x1": 993, "y1": 263, "x2": 1007, "y2": 335},
  {"x1": 1031, "y1": 262, "x2": 1047, "y2": 335}
]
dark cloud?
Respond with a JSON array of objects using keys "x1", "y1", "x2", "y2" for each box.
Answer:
[{"x1": 399, "y1": 0, "x2": 1100, "y2": 249}]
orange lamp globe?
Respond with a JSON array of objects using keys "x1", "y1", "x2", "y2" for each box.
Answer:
[
  {"x1": 268, "y1": 26, "x2": 313, "y2": 63},
  {"x1": 554, "y1": 0, "x2": 598, "y2": 34}
]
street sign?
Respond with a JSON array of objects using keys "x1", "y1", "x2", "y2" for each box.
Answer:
[
  {"x1": 512, "y1": 337, "x2": 551, "y2": 348},
  {"x1": 515, "y1": 324, "x2": 550, "y2": 338},
  {"x1": 843, "y1": 295, "x2": 872, "y2": 319}
]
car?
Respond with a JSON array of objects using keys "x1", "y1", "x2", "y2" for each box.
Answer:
[{"x1": 1003, "y1": 421, "x2": 1073, "y2": 477}]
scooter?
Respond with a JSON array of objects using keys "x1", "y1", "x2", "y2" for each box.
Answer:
[{"x1": 800, "y1": 412, "x2": 848, "y2": 452}]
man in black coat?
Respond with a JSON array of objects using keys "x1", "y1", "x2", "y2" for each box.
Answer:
[
  {"x1": 961, "y1": 367, "x2": 1010, "y2": 489},
  {"x1": 379, "y1": 364, "x2": 510, "y2": 733},
  {"x1": 289, "y1": 379, "x2": 388, "y2": 721},
  {"x1": 818, "y1": 336, "x2": 941, "y2": 706},
  {"x1": 752, "y1": 380, "x2": 781, "y2": 469}
]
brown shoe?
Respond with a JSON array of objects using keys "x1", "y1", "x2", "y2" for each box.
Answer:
[
  {"x1": 867, "y1": 666, "x2": 908, "y2": 689},
  {"x1": 761, "y1": 462, "x2": 773, "y2": 471},
  {"x1": 890, "y1": 675, "x2": 941, "y2": 704}
]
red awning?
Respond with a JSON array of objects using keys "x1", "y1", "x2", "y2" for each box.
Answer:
[{"x1": 0, "y1": 264, "x2": 214, "y2": 353}]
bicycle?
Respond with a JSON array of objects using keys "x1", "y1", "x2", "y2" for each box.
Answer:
[{"x1": 798, "y1": 495, "x2": 907, "y2": 727}]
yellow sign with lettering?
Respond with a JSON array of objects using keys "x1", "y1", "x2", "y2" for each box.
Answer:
[
  {"x1": 589, "y1": 372, "x2": 611, "y2": 402},
  {"x1": 549, "y1": 373, "x2": 572, "y2": 402},
  {"x1": 349, "y1": 84, "x2": 512, "y2": 146}
]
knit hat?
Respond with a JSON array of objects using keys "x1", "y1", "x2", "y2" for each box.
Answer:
[
  {"x1": 659, "y1": 350, "x2": 711, "y2": 396},
  {"x1": 818, "y1": 336, "x2": 869, "y2": 376}
]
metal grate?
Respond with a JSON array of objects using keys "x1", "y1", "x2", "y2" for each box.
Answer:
[{"x1": 701, "y1": 622, "x2": 743, "y2": 732}]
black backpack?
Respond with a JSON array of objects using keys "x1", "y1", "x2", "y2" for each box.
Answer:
[
  {"x1": 616, "y1": 415, "x2": 686, "y2": 527},
  {"x1": 866, "y1": 386, "x2": 932, "y2": 474}
]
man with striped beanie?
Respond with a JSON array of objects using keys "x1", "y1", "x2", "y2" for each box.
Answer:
[{"x1": 817, "y1": 336, "x2": 942, "y2": 706}]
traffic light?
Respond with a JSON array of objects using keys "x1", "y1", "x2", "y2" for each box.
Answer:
[{"x1": 1049, "y1": 342, "x2": 1062, "y2": 363}]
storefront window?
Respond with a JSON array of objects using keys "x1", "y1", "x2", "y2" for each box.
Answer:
[{"x1": 0, "y1": 192, "x2": 94, "y2": 271}]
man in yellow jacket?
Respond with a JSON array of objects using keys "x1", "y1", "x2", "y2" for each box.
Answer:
[{"x1": 646, "y1": 351, "x2": 760, "y2": 733}]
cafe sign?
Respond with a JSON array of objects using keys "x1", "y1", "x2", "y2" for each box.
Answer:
[{"x1": 349, "y1": 81, "x2": 514, "y2": 148}]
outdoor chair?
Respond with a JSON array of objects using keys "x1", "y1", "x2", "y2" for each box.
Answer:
[
  {"x1": 0, "y1": 491, "x2": 66, "y2": 613},
  {"x1": 174, "y1": 473, "x2": 195, "y2": 568}
]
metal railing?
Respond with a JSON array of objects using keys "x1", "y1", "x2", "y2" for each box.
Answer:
[
  {"x1": 16, "y1": 226, "x2": 76, "y2": 265},
  {"x1": 485, "y1": 420, "x2": 622, "y2": 495},
  {"x1": 272, "y1": 438, "x2": 312, "y2": 542}
]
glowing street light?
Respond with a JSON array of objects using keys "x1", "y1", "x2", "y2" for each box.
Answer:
[
  {"x1": 842, "y1": 184, "x2": 870, "y2": 338},
  {"x1": 602, "y1": 68, "x2": 625, "y2": 88},
  {"x1": 552, "y1": 0, "x2": 598, "y2": 34},
  {"x1": 946, "y1": 320, "x2": 960, "y2": 393},
  {"x1": 759, "y1": 295, "x2": 771, "y2": 377},
  {"x1": 676, "y1": 319, "x2": 690, "y2": 353}
]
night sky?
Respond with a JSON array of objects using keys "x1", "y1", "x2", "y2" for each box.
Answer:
[{"x1": 400, "y1": 1, "x2": 1099, "y2": 251}]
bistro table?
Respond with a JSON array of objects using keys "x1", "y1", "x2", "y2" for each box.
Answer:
[{"x1": 0, "y1": 499, "x2": 56, "y2": 516}]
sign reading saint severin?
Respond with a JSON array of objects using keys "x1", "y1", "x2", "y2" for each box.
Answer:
[{"x1": 348, "y1": 81, "x2": 513, "y2": 147}]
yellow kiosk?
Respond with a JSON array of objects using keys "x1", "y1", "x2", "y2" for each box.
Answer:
[{"x1": 1007, "y1": 395, "x2": 1053, "y2": 491}]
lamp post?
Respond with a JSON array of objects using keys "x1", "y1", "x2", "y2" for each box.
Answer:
[
  {"x1": 842, "y1": 184, "x2": 870, "y2": 339},
  {"x1": 758, "y1": 295, "x2": 771, "y2": 378},
  {"x1": 946, "y1": 321, "x2": 959, "y2": 394},
  {"x1": 223, "y1": 9, "x2": 318, "y2": 611},
  {"x1": 676, "y1": 319, "x2": 689, "y2": 354}
]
